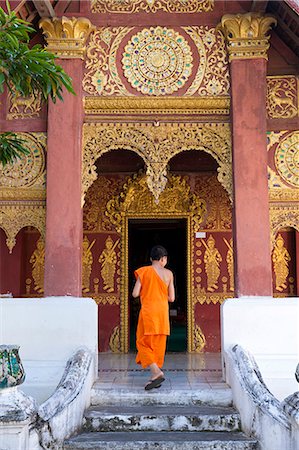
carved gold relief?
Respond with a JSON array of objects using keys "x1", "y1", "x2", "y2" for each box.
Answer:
[
  {"x1": 267, "y1": 77, "x2": 298, "y2": 119},
  {"x1": 218, "y1": 13, "x2": 276, "y2": 60},
  {"x1": 193, "y1": 325, "x2": 206, "y2": 353},
  {"x1": 0, "y1": 205, "x2": 46, "y2": 253},
  {"x1": 30, "y1": 237, "x2": 45, "y2": 294},
  {"x1": 91, "y1": 0, "x2": 214, "y2": 13},
  {"x1": 7, "y1": 90, "x2": 42, "y2": 120},
  {"x1": 83, "y1": 26, "x2": 229, "y2": 98},
  {"x1": 272, "y1": 234, "x2": 291, "y2": 292},
  {"x1": 270, "y1": 205, "x2": 299, "y2": 247},
  {"x1": 202, "y1": 235, "x2": 222, "y2": 292},
  {"x1": 122, "y1": 27, "x2": 193, "y2": 96},
  {"x1": 83, "y1": 122, "x2": 232, "y2": 204},
  {"x1": 39, "y1": 17, "x2": 95, "y2": 59},
  {"x1": 82, "y1": 236, "x2": 95, "y2": 293},
  {"x1": 99, "y1": 236, "x2": 119, "y2": 293},
  {"x1": 109, "y1": 326, "x2": 121, "y2": 353},
  {"x1": 0, "y1": 133, "x2": 46, "y2": 201},
  {"x1": 275, "y1": 132, "x2": 299, "y2": 188}
]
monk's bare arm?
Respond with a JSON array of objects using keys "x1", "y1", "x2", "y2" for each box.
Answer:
[
  {"x1": 168, "y1": 271, "x2": 175, "y2": 303},
  {"x1": 132, "y1": 277, "x2": 141, "y2": 298}
]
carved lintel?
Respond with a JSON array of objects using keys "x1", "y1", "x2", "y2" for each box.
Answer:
[
  {"x1": 39, "y1": 17, "x2": 95, "y2": 59},
  {"x1": 217, "y1": 13, "x2": 276, "y2": 61}
]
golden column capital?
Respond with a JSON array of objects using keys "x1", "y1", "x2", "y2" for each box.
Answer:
[
  {"x1": 217, "y1": 13, "x2": 277, "y2": 61},
  {"x1": 39, "y1": 17, "x2": 95, "y2": 59}
]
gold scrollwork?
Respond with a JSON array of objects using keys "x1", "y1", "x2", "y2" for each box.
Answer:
[
  {"x1": 39, "y1": 17, "x2": 95, "y2": 59},
  {"x1": 83, "y1": 122, "x2": 232, "y2": 204},
  {"x1": 91, "y1": 0, "x2": 214, "y2": 13},
  {"x1": 267, "y1": 76, "x2": 298, "y2": 119},
  {"x1": 193, "y1": 290, "x2": 234, "y2": 305},
  {"x1": 92, "y1": 294, "x2": 120, "y2": 305},
  {"x1": 217, "y1": 13, "x2": 277, "y2": 61},
  {"x1": 0, "y1": 204, "x2": 46, "y2": 253}
]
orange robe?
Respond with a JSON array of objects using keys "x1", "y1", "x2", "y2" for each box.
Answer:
[{"x1": 134, "y1": 266, "x2": 169, "y2": 369}]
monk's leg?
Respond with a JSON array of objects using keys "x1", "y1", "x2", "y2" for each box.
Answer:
[{"x1": 152, "y1": 334, "x2": 167, "y2": 369}]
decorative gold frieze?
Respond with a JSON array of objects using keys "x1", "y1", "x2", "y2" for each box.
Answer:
[
  {"x1": 91, "y1": 0, "x2": 214, "y2": 13},
  {"x1": 0, "y1": 133, "x2": 46, "y2": 201},
  {"x1": 39, "y1": 17, "x2": 95, "y2": 59},
  {"x1": 7, "y1": 90, "x2": 42, "y2": 120},
  {"x1": 122, "y1": 27, "x2": 193, "y2": 96},
  {"x1": 217, "y1": 13, "x2": 276, "y2": 60},
  {"x1": 193, "y1": 290, "x2": 234, "y2": 305},
  {"x1": 267, "y1": 76, "x2": 298, "y2": 119},
  {"x1": 0, "y1": 204, "x2": 46, "y2": 253},
  {"x1": 274, "y1": 131, "x2": 299, "y2": 188},
  {"x1": 84, "y1": 96, "x2": 230, "y2": 116},
  {"x1": 92, "y1": 294, "x2": 120, "y2": 305},
  {"x1": 83, "y1": 122, "x2": 232, "y2": 204}
]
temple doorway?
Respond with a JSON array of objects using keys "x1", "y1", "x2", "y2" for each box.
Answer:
[{"x1": 128, "y1": 218, "x2": 187, "y2": 352}]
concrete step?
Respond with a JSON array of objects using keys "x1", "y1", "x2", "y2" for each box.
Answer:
[
  {"x1": 91, "y1": 386, "x2": 233, "y2": 407},
  {"x1": 83, "y1": 405, "x2": 241, "y2": 432},
  {"x1": 64, "y1": 431, "x2": 259, "y2": 450}
]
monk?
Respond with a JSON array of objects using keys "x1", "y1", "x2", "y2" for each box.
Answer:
[{"x1": 132, "y1": 245, "x2": 175, "y2": 390}]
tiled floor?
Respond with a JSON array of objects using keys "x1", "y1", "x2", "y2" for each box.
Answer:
[{"x1": 97, "y1": 353, "x2": 227, "y2": 391}]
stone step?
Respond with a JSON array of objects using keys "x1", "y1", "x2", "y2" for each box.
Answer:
[
  {"x1": 91, "y1": 386, "x2": 233, "y2": 407},
  {"x1": 83, "y1": 405, "x2": 241, "y2": 432},
  {"x1": 64, "y1": 431, "x2": 258, "y2": 450}
]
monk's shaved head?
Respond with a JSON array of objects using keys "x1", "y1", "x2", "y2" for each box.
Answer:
[{"x1": 150, "y1": 245, "x2": 168, "y2": 261}]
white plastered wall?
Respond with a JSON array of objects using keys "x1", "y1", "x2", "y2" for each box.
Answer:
[
  {"x1": 0, "y1": 297, "x2": 98, "y2": 403},
  {"x1": 221, "y1": 297, "x2": 299, "y2": 400}
]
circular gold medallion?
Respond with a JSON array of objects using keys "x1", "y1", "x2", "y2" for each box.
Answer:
[
  {"x1": 122, "y1": 27, "x2": 193, "y2": 95},
  {"x1": 275, "y1": 132, "x2": 299, "y2": 188}
]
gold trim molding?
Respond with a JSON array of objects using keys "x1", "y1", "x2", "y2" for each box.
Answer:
[
  {"x1": 83, "y1": 122, "x2": 232, "y2": 204},
  {"x1": 0, "y1": 204, "x2": 46, "y2": 253},
  {"x1": 39, "y1": 17, "x2": 95, "y2": 59},
  {"x1": 91, "y1": 0, "x2": 214, "y2": 13},
  {"x1": 84, "y1": 96, "x2": 230, "y2": 116},
  {"x1": 217, "y1": 13, "x2": 276, "y2": 61}
]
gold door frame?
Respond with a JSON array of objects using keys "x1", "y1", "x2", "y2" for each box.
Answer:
[{"x1": 120, "y1": 213, "x2": 193, "y2": 353}]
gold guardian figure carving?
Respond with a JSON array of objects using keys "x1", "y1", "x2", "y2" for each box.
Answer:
[
  {"x1": 272, "y1": 234, "x2": 291, "y2": 292},
  {"x1": 30, "y1": 238, "x2": 45, "y2": 294},
  {"x1": 203, "y1": 235, "x2": 222, "y2": 292},
  {"x1": 99, "y1": 236, "x2": 119, "y2": 293}
]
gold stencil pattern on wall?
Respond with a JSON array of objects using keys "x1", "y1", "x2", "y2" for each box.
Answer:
[
  {"x1": 30, "y1": 237, "x2": 45, "y2": 294},
  {"x1": 82, "y1": 236, "x2": 95, "y2": 293},
  {"x1": 267, "y1": 76, "x2": 298, "y2": 119},
  {"x1": 99, "y1": 236, "x2": 119, "y2": 293},
  {"x1": 272, "y1": 234, "x2": 291, "y2": 292},
  {"x1": 122, "y1": 27, "x2": 193, "y2": 96},
  {"x1": 203, "y1": 235, "x2": 222, "y2": 292},
  {"x1": 194, "y1": 175, "x2": 232, "y2": 230},
  {"x1": 224, "y1": 237, "x2": 234, "y2": 292},
  {"x1": 91, "y1": 0, "x2": 214, "y2": 13},
  {"x1": 109, "y1": 326, "x2": 121, "y2": 353},
  {"x1": 275, "y1": 131, "x2": 299, "y2": 188}
]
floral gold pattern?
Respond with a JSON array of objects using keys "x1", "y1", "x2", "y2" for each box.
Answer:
[
  {"x1": 122, "y1": 27, "x2": 193, "y2": 96},
  {"x1": 267, "y1": 76, "x2": 298, "y2": 119},
  {"x1": 275, "y1": 132, "x2": 299, "y2": 188},
  {"x1": 218, "y1": 13, "x2": 276, "y2": 60},
  {"x1": 91, "y1": 0, "x2": 214, "y2": 13}
]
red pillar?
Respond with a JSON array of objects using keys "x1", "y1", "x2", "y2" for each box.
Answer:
[
  {"x1": 44, "y1": 59, "x2": 83, "y2": 296},
  {"x1": 230, "y1": 58, "x2": 272, "y2": 296}
]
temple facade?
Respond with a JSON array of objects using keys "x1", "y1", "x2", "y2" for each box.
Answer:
[{"x1": 0, "y1": 0, "x2": 299, "y2": 355}]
